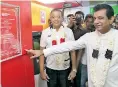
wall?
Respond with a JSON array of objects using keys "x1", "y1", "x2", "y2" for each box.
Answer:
[
  {"x1": 31, "y1": 2, "x2": 52, "y2": 31},
  {"x1": 1, "y1": 1, "x2": 35, "y2": 87},
  {"x1": 90, "y1": 2, "x2": 118, "y2": 15},
  {"x1": 112, "y1": 5, "x2": 118, "y2": 15}
]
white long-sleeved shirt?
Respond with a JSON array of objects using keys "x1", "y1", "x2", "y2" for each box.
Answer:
[{"x1": 44, "y1": 28, "x2": 118, "y2": 87}]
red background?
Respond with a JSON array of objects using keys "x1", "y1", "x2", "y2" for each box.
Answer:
[{"x1": 1, "y1": 1, "x2": 35, "y2": 87}]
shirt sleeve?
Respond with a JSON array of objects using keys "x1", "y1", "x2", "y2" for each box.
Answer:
[
  {"x1": 43, "y1": 33, "x2": 88, "y2": 57},
  {"x1": 40, "y1": 30, "x2": 47, "y2": 47}
]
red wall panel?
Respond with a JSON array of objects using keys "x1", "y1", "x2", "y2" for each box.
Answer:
[
  {"x1": 32, "y1": 25, "x2": 43, "y2": 32},
  {"x1": 1, "y1": 1, "x2": 35, "y2": 87}
]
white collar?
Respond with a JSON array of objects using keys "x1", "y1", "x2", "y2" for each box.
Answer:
[{"x1": 95, "y1": 28, "x2": 113, "y2": 37}]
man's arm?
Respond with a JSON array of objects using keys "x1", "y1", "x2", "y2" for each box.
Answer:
[
  {"x1": 68, "y1": 50, "x2": 77, "y2": 80},
  {"x1": 71, "y1": 51, "x2": 76, "y2": 70},
  {"x1": 39, "y1": 47, "x2": 45, "y2": 79},
  {"x1": 76, "y1": 49, "x2": 84, "y2": 68},
  {"x1": 26, "y1": 33, "x2": 88, "y2": 58},
  {"x1": 39, "y1": 47, "x2": 49, "y2": 81},
  {"x1": 43, "y1": 33, "x2": 87, "y2": 57}
]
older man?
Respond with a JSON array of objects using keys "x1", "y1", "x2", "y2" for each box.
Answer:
[{"x1": 27, "y1": 4, "x2": 118, "y2": 87}]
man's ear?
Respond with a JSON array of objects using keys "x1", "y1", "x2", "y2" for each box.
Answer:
[{"x1": 110, "y1": 16, "x2": 115, "y2": 24}]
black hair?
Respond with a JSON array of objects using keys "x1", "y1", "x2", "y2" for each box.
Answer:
[
  {"x1": 85, "y1": 14, "x2": 94, "y2": 21},
  {"x1": 67, "y1": 14, "x2": 74, "y2": 17},
  {"x1": 93, "y1": 4, "x2": 114, "y2": 19},
  {"x1": 75, "y1": 11, "x2": 84, "y2": 19}
]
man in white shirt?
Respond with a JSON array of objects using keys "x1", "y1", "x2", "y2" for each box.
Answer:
[
  {"x1": 39, "y1": 9, "x2": 76, "y2": 87},
  {"x1": 27, "y1": 4, "x2": 118, "y2": 87}
]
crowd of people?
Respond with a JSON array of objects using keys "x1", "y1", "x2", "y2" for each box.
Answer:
[{"x1": 27, "y1": 4, "x2": 118, "y2": 87}]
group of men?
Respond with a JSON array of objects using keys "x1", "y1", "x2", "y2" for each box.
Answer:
[{"x1": 27, "y1": 4, "x2": 118, "y2": 87}]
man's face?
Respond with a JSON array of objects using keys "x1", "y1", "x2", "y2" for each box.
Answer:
[
  {"x1": 50, "y1": 11, "x2": 63, "y2": 28},
  {"x1": 75, "y1": 14, "x2": 84, "y2": 21},
  {"x1": 94, "y1": 9, "x2": 113, "y2": 32},
  {"x1": 68, "y1": 15, "x2": 76, "y2": 23},
  {"x1": 75, "y1": 13, "x2": 84, "y2": 25},
  {"x1": 86, "y1": 18, "x2": 94, "y2": 29}
]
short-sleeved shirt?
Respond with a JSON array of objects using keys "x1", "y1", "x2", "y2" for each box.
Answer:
[
  {"x1": 43, "y1": 28, "x2": 118, "y2": 87},
  {"x1": 40, "y1": 26, "x2": 75, "y2": 70}
]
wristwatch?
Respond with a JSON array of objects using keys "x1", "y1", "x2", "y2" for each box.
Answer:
[{"x1": 72, "y1": 69, "x2": 77, "y2": 73}]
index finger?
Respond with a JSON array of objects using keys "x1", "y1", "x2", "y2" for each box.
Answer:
[{"x1": 25, "y1": 49, "x2": 34, "y2": 53}]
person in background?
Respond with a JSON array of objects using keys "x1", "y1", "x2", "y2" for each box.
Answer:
[
  {"x1": 39, "y1": 9, "x2": 76, "y2": 87},
  {"x1": 77, "y1": 14, "x2": 95, "y2": 87},
  {"x1": 75, "y1": 11, "x2": 86, "y2": 29},
  {"x1": 114, "y1": 14, "x2": 118, "y2": 29},
  {"x1": 67, "y1": 11, "x2": 86, "y2": 40},
  {"x1": 85, "y1": 14, "x2": 95, "y2": 32},
  {"x1": 74, "y1": 11, "x2": 87, "y2": 87},
  {"x1": 26, "y1": 4, "x2": 118, "y2": 87},
  {"x1": 115, "y1": 21, "x2": 118, "y2": 29},
  {"x1": 67, "y1": 11, "x2": 88, "y2": 87},
  {"x1": 72, "y1": 11, "x2": 87, "y2": 40},
  {"x1": 67, "y1": 14, "x2": 76, "y2": 31}
]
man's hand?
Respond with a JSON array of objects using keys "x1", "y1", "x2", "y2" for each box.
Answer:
[
  {"x1": 25, "y1": 49, "x2": 43, "y2": 58},
  {"x1": 40, "y1": 70, "x2": 50, "y2": 82},
  {"x1": 68, "y1": 70, "x2": 76, "y2": 80}
]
